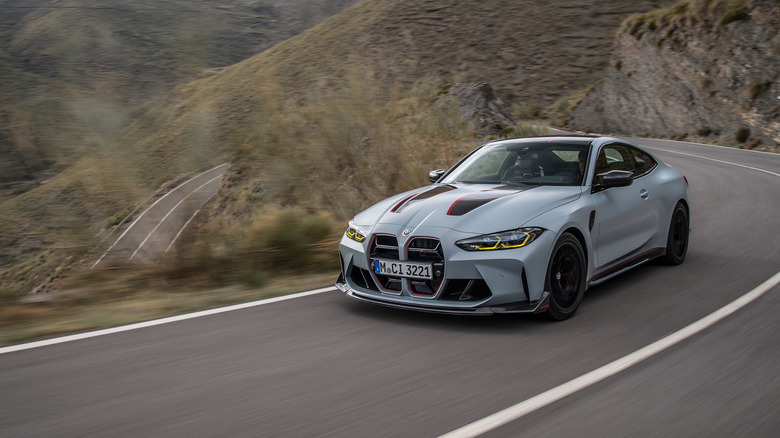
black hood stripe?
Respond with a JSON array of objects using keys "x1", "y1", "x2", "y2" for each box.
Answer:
[
  {"x1": 447, "y1": 186, "x2": 528, "y2": 216},
  {"x1": 392, "y1": 185, "x2": 456, "y2": 213}
]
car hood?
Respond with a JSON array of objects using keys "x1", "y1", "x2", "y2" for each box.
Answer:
[{"x1": 354, "y1": 183, "x2": 582, "y2": 234}]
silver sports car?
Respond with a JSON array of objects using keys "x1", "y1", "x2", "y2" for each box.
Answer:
[{"x1": 336, "y1": 136, "x2": 690, "y2": 319}]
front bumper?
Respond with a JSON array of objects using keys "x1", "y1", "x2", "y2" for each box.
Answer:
[
  {"x1": 336, "y1": 274, "x2": 550, "y2": 315},
  {"x1": 337, "y1": 225, "x2": 556, "y2": 315}
]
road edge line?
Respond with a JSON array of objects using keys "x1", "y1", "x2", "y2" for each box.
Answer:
[
  {"x1": 645, "y1": 147, "x2": 780, "y2": 177},
  {"x1": 0, "y1": 287, "x2": 336, "y2": 355},
  {"x1": 438, "y1": 270, "x2": 780, "y2": 438}
]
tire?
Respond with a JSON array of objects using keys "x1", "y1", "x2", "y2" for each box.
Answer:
[
  {"x1": 545, "y1": 232, "x2": 586, "y2": 321},
  {"x1": 662, "y1": 202, "x2": 689, "y2": 265}
]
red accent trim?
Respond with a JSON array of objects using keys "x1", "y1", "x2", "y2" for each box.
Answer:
[
  {"x1": 406, "y1": 237, "x2": 445, "y2": 297},
  {"x1": 447, "y1": 186, "x2": 527, "y2": 216},
  {"x1": 587, "y1": 247, "x2": 664, "y2": 285},
  {"x1": 369, "y1": 234, "x2": 403, "y2": 294},
  {"x1": 447, "y1": 193, "x2": 473, "y2": 215},
  {"x1": 391, "y1": 193, "x2": 419, "y2": 212},
  {"x1": 392, "y1": 187, "x2": 456, "y2": 213}
]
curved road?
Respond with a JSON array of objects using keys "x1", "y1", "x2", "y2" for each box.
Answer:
[
  {"x1": 93, "y1": 164, "x2": 228, "y2": 267},
  {"x1": 1, "y1": 140, "x2": 778, "y2": 437}
]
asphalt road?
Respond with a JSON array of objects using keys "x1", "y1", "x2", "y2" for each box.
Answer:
[
  {"x1": 93, "y1": 163, "x2": 228, "y2": 267},
  {"x1": 1, "y1": 140, "x2": 778, "y2": 437}
]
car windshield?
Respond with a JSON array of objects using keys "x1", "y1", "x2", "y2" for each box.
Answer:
[{"x1": 441, "y1": 141, "x2": 591, "y2": 186}]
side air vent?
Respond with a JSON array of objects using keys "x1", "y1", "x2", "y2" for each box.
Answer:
[{"x1": 439, "y1": 279, "x2": 492, "y2": 302}]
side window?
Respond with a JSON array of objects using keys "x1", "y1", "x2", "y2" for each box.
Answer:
[
  {"x1": 595, "y1": 145, "x2": 635, "y2": 178},
  {"x1": 595, "y1": 144, "x2": 657, "y2": 183},
  {"x1": 628, "y1": 147, "x2": 657, "y2": 177}
]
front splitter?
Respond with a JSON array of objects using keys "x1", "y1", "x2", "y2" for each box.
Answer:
[{"x1": 336, "y1": 280, "x2": 550, "y2": 316}]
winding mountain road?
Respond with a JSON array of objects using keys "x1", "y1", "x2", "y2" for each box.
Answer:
[
  {"x1": 1, "y1": 139, "x2": 778, "y2": 437},
  {"x1": 92, "y1": 164, "x2": 228, "y2": 267}
]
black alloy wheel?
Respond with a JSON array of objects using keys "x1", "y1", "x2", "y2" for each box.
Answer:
[
  {"x1": 662, "y1": 202, "x2": 689, "y2": 265},
  {"x1": 545, "y1": 232, "x2": 586, "y2": 320}
]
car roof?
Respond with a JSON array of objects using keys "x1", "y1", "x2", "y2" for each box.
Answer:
[
  {"x1": 487, "y1": 135, "x2": 639, "y2": 150},
  {"x1": 489, "y1": 135, "x2": 596, "y2": 146}
]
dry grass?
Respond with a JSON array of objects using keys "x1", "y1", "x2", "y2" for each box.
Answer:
[
  {"x1": 1, "y1": 0, "x2": 670, "y2": 316},
  {"x1": 621, "y1": 0, "x2": 752, "y2": 37},
  {"x1": 0, "y1": 269, "x2": 337, "y2": 347}
]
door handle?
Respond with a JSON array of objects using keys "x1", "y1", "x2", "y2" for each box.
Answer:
[{"x1": 640, "y1": 189, "x2": 649, "y2": 199}]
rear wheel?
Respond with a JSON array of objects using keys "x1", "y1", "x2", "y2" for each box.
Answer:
[
  {"x1": 545, "y1": 233, "x2": 586, "y2": 320},
  {"x1": 662, "y1": 202, "x2": 689, "y2": 265}
]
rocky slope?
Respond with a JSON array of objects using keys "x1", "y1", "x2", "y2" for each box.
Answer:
[{"x1": 570, "y1": 0, "x2": 779, "y2": 148}]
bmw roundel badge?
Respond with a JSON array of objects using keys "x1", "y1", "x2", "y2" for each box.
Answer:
[{"x1": 402, "y1": 228, "x2": 412, "y2": 236}]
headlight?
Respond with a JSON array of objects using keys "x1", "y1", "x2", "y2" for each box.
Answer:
[
  {"x1": 346, "y1": 220, "x2": 367, "y2": 243},
  {"x1": 456, "y1": 227, "x2": 544, "y2": 251}
]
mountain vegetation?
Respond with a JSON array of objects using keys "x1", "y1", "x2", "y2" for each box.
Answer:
[
  {"x1": 569, "y1": 0, "x2": 779, "y2": 148},
  {"x1": 0, "y1": 0, "x2": 361, "y2": 299},
  {"x1": 8, "y1": 0, "x2": 728, "y2": 305}
]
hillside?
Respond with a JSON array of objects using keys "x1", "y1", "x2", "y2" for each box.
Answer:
[
  {"x1": 121, "y1": 0, "x2": 679, "y2": 219},
  {"x1": 0, "y1": 0, "x2": 360, "y2": 297},
  {"x1": 569, "y1": 0, "x2": 779, "y2": 149},
  {"x1": 1, "y1": 0, "x2": 675, "y2": 298},
  {"x1": 0, "y1": 0, "x2": 360, "y2": 192}
]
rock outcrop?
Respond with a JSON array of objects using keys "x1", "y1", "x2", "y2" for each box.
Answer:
[
  {"x1": 442, "y1": 82, "x2": 516, "y2": 136},
  {"x1": 570, "y1": 0, "x2": 779, "y2": 148}
]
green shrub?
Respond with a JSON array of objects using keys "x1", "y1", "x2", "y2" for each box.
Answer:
[
  {"x1": 735, "y1": 126, "x2": 750, "y2": 143},
  {"x1": 697, "y1": 126, "x2": 713, "y2": 136},
  {"x1": 747, "y1": 81, "x2": 770, "y2": 100},
  {"x1": 629, "y1": 17, "x2": 645, "y2": 36},
  {"x1": 720, "y1": 7, "x2": 749, "y2": 25},
  {"x1": 437, "y1": 83, "x2": 453, "y2": 96},
  {"x1": 647, "y1": 19, "x2": 657, "y2": 31},
  {"x1": 501, "y1": 123, "x2": 550, "y2": 139}
]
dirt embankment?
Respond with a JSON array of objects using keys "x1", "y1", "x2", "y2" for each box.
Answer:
[{"x1": 570, "y1": 0, "x2": 779, "y2": 148}]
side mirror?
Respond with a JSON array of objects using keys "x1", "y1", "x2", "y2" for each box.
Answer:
[
  {"x1": 428, "y1": 169, "x2": 445, "y2": 183},
  {"x1": 593, "y1": 170, "x2": 633, "y2": 192}
]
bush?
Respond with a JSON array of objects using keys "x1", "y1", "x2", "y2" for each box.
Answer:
[
  {"x1": 697, "y1": 126, "x2": 713, "y2": 136},
  {"x1": 747, "y1": 81, "x2": 770, "y2": 100},
  {"x1": 501, "y1": 123, "x2": 550, "y2": 139},
  {"x1": 721, "y1": 7, "x2": 749, "y2": 25},
  {"x1": 246, "y1": 209, "x2": 338, "y2": 272},
  {"x1": 735, "y1": 126, "x2": 750, "y2": 143},
  {"x1": 629, "y1": 16, "x2": 645, "y2": 36}
]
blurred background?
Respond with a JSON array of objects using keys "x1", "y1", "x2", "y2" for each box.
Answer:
[{"x1": 1, "y1": 0, "x2": 777, "y2": 343}]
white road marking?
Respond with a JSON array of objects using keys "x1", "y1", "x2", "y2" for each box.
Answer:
[
  {"x1": 159, "y1": 199, "x2": 213, "y2": 262},
  {"x1": 645, "y1": 147, "x2": 780, "y2": 178},
  {"x1": 5, "y1": 140, "x2": 777, "y2": 436},
  {"x1": 91, "y1": 163, "x2": 228, "y2": 268},
  {"x1": 439, "y1": 141, "x2": 780, "y2": 437},
  {"x1": 128, "y1": 174, "x2": 222, "y2": 262},
  {"x1": 648, "y1": 138, "x2": 780, "y2": 156},
  {"x1": 0, "y1": 287, "x2": 336, "y2": 355},
  {"x1": 439, "y1": 271, "x2": 780, "y2": 438}
]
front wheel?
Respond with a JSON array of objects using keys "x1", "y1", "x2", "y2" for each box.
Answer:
[
  {"x1": 662, "y1": 202, "x2": 689, "y2": 265},
  {"x1": 545, "y1": 233, "x2": 586, "y2": 321}
]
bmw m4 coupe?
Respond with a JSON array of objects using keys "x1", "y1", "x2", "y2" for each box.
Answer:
[{"x1": 336, "y1": 136, "x2": 690, "y2": 319}]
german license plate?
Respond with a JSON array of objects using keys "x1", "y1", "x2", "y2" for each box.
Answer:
[{"x1": 373, "y1": 259, "x2": 432, "y2": 280}]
